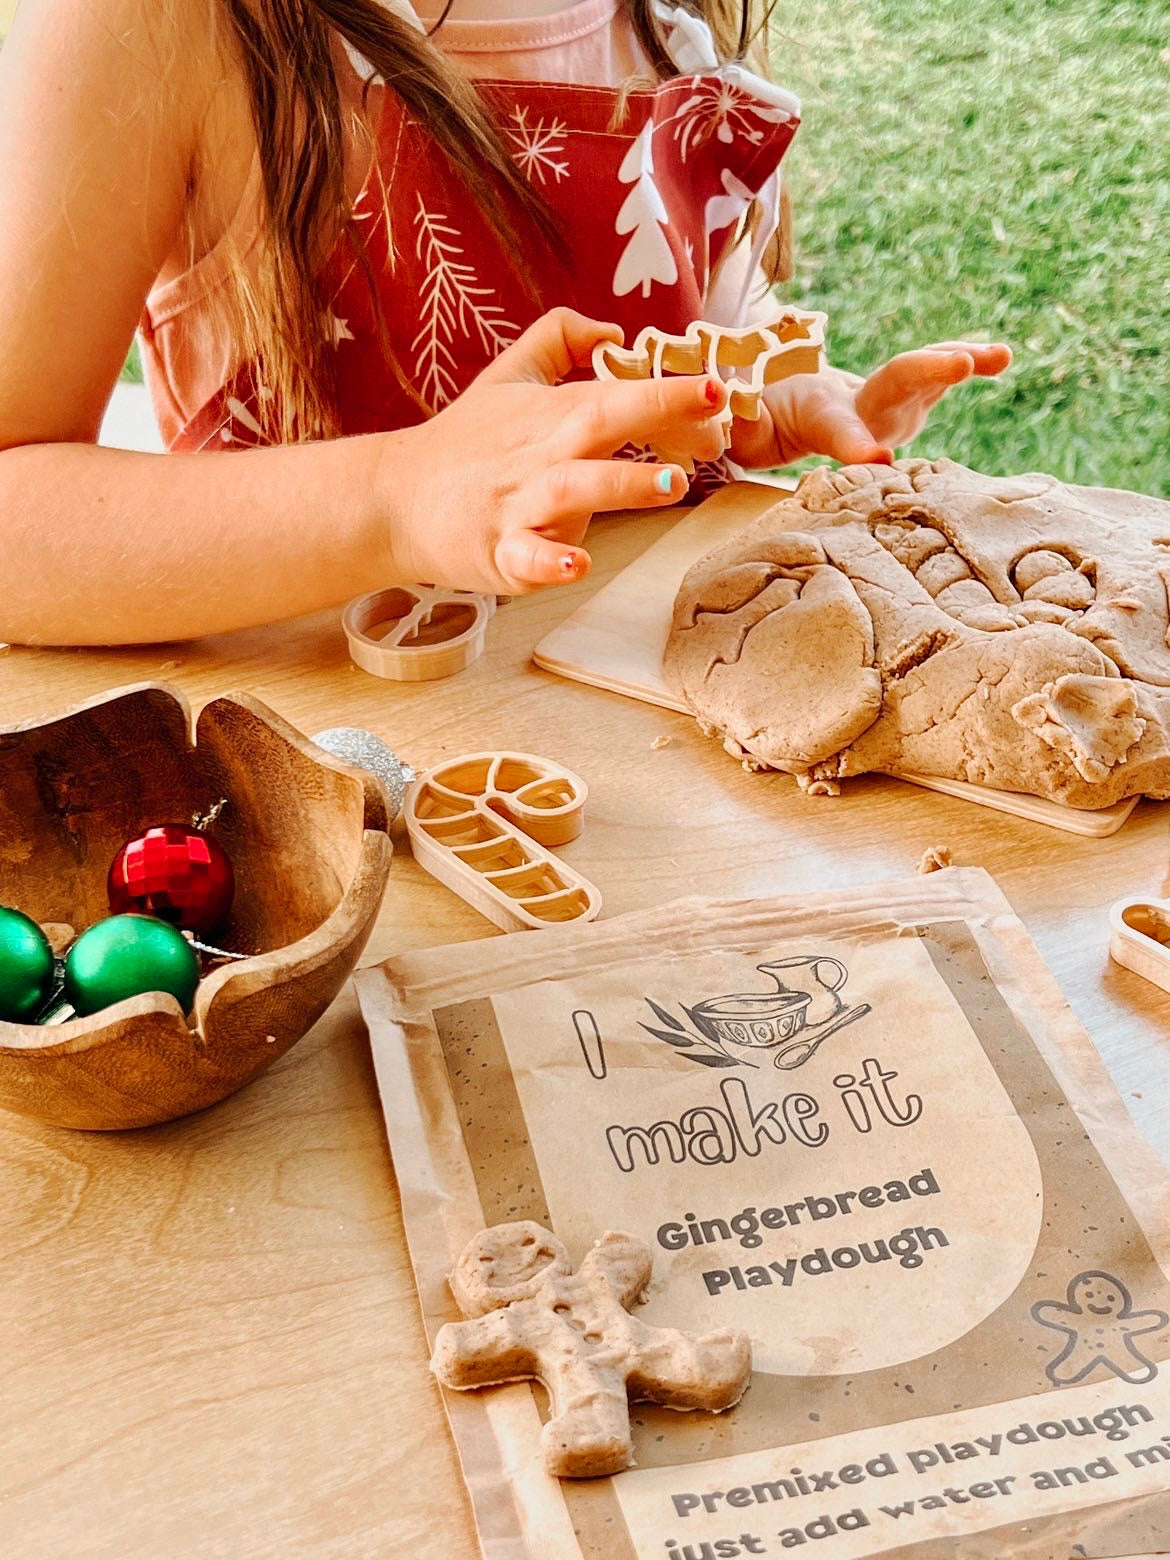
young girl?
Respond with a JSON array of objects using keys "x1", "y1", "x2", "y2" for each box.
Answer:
[{"x1": 0, "y1": 0, "x2": 1008, "y2": 646}]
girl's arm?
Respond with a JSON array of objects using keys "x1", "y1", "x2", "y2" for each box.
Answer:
[
  {"x1": 0, "y1": 0, "x2": 400, "y2": 643},
  {"x1": 0, "y1": 0, "x2": 724, "y2": 646}
]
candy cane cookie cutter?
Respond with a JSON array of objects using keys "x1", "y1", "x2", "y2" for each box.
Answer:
[
  {"x1": 343, "y1": 585, "x2": 496, "y2": 681},
  {"x1": 1108, "y1": 895, "x2": 1170, "y2": 997},
  {"x1": 592, "y1": 306, "x2": 827, "y2": 467},
  {"x1": 405, "y1": 752, "x2": 602, "y2": 932}
]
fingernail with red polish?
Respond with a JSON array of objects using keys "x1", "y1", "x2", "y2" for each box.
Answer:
[
  {"x1": 704, "y1": 377, "x2": 723, "y2": 406},
  {"x1": 560, "y1": 553, "x2": 579, "y2": 576}
]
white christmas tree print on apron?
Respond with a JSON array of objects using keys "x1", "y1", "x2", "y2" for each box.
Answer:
[{"x1": 612, "y1": 122, "x2": 679, "y2": 299}]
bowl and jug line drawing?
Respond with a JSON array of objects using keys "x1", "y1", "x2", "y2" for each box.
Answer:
[{"x1": 644, "y1": 955, "x2": 872, "y2": 1071}]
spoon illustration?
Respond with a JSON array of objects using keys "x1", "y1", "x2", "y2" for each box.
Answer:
[{"x1": 772, "y1": 1002, "x2": 871, "y2": 1069}]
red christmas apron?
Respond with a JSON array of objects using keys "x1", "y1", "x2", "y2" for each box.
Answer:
[{"x1": 173, "y1": 49, "x2": 799, "y2": 456}]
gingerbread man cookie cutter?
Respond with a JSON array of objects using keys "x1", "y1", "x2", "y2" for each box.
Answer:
[
  {"x1": 1031, "y1": 1270, "x2": 1169, "y2": 1387},
  {"x1": 405, "y1": 751, "x2": 602, "y2": 931},
  {"x1": 592, "y1": 306, "x2": 827, "y2": 467},
  {"x1": 430, "y1": 1221, "x2": 752, "y2": 1478},
  {"x1": 342, "y1": 585, "x2": 496, "y2": 681}
]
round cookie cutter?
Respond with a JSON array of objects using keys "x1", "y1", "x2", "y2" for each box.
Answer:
[{"x1": 343, "y1": 585, "x2": 496, "y2": 682}]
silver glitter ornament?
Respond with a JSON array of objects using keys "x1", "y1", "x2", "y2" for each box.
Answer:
[{"x1": 312, "y1": 728, "x2": 415, "y2": 819}]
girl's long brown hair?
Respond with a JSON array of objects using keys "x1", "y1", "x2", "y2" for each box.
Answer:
[{"x1": 216, "y1": 0, "x2": 780, "y2": 439}]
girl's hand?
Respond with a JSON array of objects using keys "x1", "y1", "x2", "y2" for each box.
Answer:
[
  {"x1": 382, "y1": 308, "x2": 729, "y2": 594},
  {"x1": 729, "y1": 341, "x2": 1013, "y2": 469}
]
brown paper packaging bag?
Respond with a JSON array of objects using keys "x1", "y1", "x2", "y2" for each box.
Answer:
[{"x1": 356, "y1": 867, "x2": 1170, "y2": 1560}]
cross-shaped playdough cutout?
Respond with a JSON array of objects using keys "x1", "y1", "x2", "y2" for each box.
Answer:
[{"x1": 429, "y1": 1220, "x2": 752, "y2": 1478}]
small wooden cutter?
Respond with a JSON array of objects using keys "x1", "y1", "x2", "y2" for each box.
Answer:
[
  {"x1": 405, "y1": 752, "x2": 601, "y2": 932},
  {"x1": 1108, "y1": 896, "x2": 1170, "y2": 997},
  {"x1": 592, "y1": 306, "x2": 827, "y2": 467},
  {"x1": 343, "y1": 586, "x2": 495, "y2": 681}
]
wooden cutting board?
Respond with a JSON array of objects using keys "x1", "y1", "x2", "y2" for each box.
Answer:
[{"x1": 533, "y1": 480, "x2": 1140, "y2": 837}]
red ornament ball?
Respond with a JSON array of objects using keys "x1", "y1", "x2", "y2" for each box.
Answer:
[{"x1": 108, "y1": 826, "x2": 235, "y2": 935}]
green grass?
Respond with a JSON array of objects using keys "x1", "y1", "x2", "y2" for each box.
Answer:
[
  {"x1": 13, "y1": 0, "x2": 1168, "y2": 493},
  {"x1": 771, "y1": 0, "x2": 1170, "y2": 495},
  {"x1": 121, "y1": 338, "x2": 143, "y2": 384}
]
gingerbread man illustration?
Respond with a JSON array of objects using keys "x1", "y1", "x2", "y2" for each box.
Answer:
[
  {"x1": 430, "y1": 1221, "x2": 752, "y2": 1477},
  {"x1": 1031, "y1": 1270, "x2": 1169, "y2": 1387}
]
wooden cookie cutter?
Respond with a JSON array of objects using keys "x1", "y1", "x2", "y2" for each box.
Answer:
[
  {"x1": 592, "y1": 307, "x2": 827, "y2": 468},
  {"x1": 405, "y1": 752, "x2": 602, "y2": 932},
  {"x1": 343, "y1": 586, "x2": 495, "y2": 681},
  {"x1": 1108, "y1": 896, "x2": 1170, "y2": 996}
]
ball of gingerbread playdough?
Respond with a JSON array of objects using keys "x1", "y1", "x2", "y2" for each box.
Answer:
[{"x1": 666, "y1": 459, "x2": 1170, "y2": 808}]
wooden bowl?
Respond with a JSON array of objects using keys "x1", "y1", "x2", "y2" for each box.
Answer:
[{"x1": 0, "y1": 685, "x2": 393, "y2": 1130}]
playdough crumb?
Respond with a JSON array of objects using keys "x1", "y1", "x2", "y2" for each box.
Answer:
[
  {"x1": 650, "y1": 735, "x2": 672, "y2": 750},
  {"x1": 916, "y1": 845, "x2": 953, "y2": 874},
  {"x1": 797, "y1": 773, "x2": 841, "y2": 797}
]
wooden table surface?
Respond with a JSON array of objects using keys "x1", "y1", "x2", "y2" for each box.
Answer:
[{"x1": 4, "y1": 505, "x2": 1170, "y2": 1558}]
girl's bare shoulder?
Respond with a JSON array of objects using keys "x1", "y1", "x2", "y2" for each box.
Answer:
[
  {"x1": 4, "y1": 0, "x2": 232, "y2": 119},
  {"x1": 10, "y1": 0, "x2": 255, "y2": 264},
  {"x1": 0, "y1": 0, "x2": 254, "y2": 444}
]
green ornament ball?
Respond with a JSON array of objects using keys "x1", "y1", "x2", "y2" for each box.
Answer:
[
  {"x1": 0, "y1": 906, "x2": 56, "y2": 1024},
  {"x1": 64, "y1": 914, "x2": 201, "y2": 1017}
]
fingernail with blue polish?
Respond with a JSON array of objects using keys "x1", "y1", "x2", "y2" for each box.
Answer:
[{"x1": 655, "y1": 469, "x2": 674, "y2": 495}]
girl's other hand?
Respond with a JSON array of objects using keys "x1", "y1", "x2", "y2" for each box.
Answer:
[
  {"x1": 382, "y1": 308, "x2": 730, "y2": 594},
  {"x1": 730, "y1": 340, "x2": 1013, "y2": 470}
]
